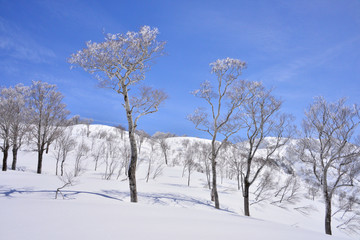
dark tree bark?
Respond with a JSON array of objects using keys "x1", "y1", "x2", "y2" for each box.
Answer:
[
  {"x1": 2, "y1": 143, "x2": 9, "y2": 171},
  {"x1": 37, "y1": 148, "x2": 44, "y2": 174},
  {"x1": 46, "y1": 143, "x2": 50, "y2": 154},
  {"x1": 325, "y1": 194, "x2": 332, "y2": 235},
  {"x1": 164, "y1": 151, "x2": 168, "y2": 165},
  {"x1": 60, "y1": 157, "x2": 65, "y2": 176},
  {"x1": 243, "y1": 179, "x2": 250, "y2": 216},
  {"x1": 123, "y1": 84, "x2": 138, "y2": 203},
  {"x1": 11, "y1": 146, "x2": 18, "y2": 170}
]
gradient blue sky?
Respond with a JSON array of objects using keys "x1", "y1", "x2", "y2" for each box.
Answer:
[{"x1": 1, "y1": 0, "x2": 359, "y2": 139}]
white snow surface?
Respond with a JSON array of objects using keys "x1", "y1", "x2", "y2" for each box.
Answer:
[{"x1": 0, "y1": 124, "x2": 356, "y2": 240}]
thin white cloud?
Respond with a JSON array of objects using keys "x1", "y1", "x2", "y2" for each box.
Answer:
[
  {"x1": 250, "y1": 36, "x2": 360, "y2": 83},
  {"x1": 0, "y1": 17, "x2": 56, "y2": 63}
]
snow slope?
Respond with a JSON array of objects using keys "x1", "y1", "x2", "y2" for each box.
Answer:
[{"x1": 0, "y1": 124, "x2": 356, "y2": 240}]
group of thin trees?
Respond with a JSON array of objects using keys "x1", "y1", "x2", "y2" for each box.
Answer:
[
  {"x1": 188, "y1": 56, "x2": 360, "y2": 235},
  {"x1": 2, "y1": 25, "x2": 359, "y2": 236},
  {"x1": 0, "y1": 81, "x2": 70, "y2": 173}
]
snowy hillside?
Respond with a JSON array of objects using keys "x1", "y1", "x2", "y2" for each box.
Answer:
[{"x1": 0, "y1": 124, "x2": 358, "y2": 240}]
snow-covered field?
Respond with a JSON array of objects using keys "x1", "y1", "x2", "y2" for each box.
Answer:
[{"x1": 0, "y1": 124, "x2": 356, "y2": 240}]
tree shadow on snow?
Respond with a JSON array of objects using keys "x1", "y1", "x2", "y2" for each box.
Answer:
[
  {"x1": 102, "y1": 189, "x2": 236, "y2": 214},
  {"x1": 0, "y1": 187, "x2": 123, "y2": 201},
  {"x1": 0, "y1": 186, "x2": 236, "y2": 214}
]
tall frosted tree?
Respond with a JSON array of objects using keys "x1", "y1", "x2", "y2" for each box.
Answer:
[
  {"x1": 298, "y1": 97, "x2": 360, "y2": 235},
  {"x1": 28, "y1": 81, "x2": 70, "y2": 174},
  {"x1": 69, "y1": 26, "x2": 167, "y2": 202},
  {"x1": 188, "y1": 58, "x2": 254, "y2": 209},
  {"x1": 237, "y1": 83, "x2": 294, "y2": 216}
]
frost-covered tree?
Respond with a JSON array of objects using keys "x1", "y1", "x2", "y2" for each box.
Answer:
[
  {"x1": 103, "y1": 140, "x2": 119, "y2": 180},
  {"x1": 53, "y1": 129, "x2": 75, "y2": 176},
  {"x1": 135, "y1": 129, "x2": 149, "y2": 155},
  {"x1": 28, "y1": 81, "x2": 70, "y2": 174},
  {"x1": 8, "y1": 84, "x2": 30, "y2": 170},
  {"x1": 0, "y1": 88, "x2": 14, "y2": 171},
  {"x1": 228, "y1": 146, "x2": 243, "y2": 191},
  {"x1": 74, "y1": 140, "x2": 89, "y2": 177},
  {"x1": 198, "y1": 142, "x2": 212, "y2": 189},
  {"x1": 91, "y1": 142, "x2": 105, "y2": 171},
  {"x1": 0, "y1": 84, "x2": 29, "y2": 171},
  {"x1": 145, "y1": 138, "x2": 158, "y2": 183},
  {"x1": 184, "y1": 142, "x2": 199, "y2": 186},
  {"x1": 188, "y1": 58, "x2": 254, "y2": 209},
  {"x1": 69, "y1": 26, "x2": 167, "y2": 202},
  {"x1": 237, "y1": 83, "x2": 294, "y2": 216},
  {"x1": 298, "y1": 97, "x2": 360, "y2": 235},
  {"x1": 158, "y1": 138, "x2": 170, "y2": 165}
]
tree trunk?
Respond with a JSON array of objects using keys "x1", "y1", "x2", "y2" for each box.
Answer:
[
  {"x1": 244, "y1": 180, "x2": 250, "y2": 216},
  {"x1": 187, "y1": 167, "x2": 191, "y2": 186},
  {"x1": 11, "y1": 147, "x2": 18, "y2": 170},
  {"x1": 94, "y1": 158, "x2": 98, "y2": 171},
  {"x1": 37, "y1": 148, "x2": 44, "y2": 174},
  {"x1": 2, "y1": 147, "x2": 9, "y2": 171},
  {"x1": 127, "y1": 126, "x2": 138, "y2": 202},
  {"x1": 237, "y1": 172, "x2": 240, "y2": 191},
  {"x1": 206, "y1": 165, "x2": 211, "y2": 190},
  {"x1": 122, "y1": 83, "x2": 138, "y2": 203},
  {"x1": 146, "y1": 158, "x2": 151, "y2": 183},
  {"x1": 164, "y1": 151, "x2": 168, "y2": 165},
  {"x1": 56, "y1": 158, "x2": 59, "y2": 176},
  {"x1": 46, "y1": 143, "x2": 49, "y2": 154},
  {"x1": 211, "y1": 152, "x2": 219, "y2": 209},
  {"x1": 138, "y1": 142, "x2": 143, "y2": 155},
  {"x1": 325, "y1": 194, "x2": 332, "y2": 235},
  {"x1": 61, "y1": 157, "x2": 65, "y2": 176}
]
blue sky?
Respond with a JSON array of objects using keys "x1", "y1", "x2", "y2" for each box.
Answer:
[{"x1": 0, "y1": 0, "x2": 359, "y2": 139}]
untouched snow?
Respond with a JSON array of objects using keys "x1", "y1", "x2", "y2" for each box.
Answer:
[{"x1": 0, "y1": 124, "x2": 356, "y2": 240}]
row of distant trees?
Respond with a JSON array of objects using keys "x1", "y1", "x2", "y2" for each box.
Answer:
[{"x1": 0, "y1": 81, "x2": 70, "y2": 174}]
